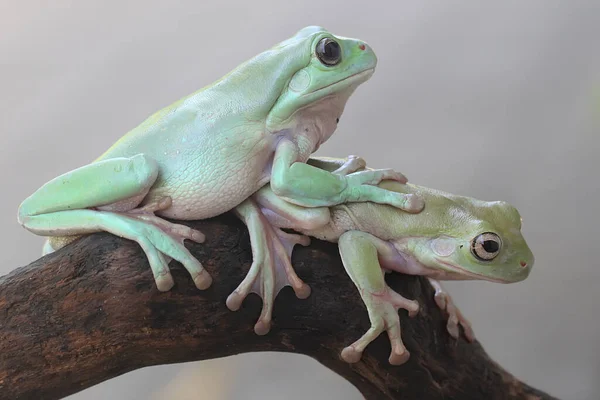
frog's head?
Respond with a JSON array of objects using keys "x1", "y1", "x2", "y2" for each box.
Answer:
[
  {"x1": 265, "y1": 26, "x2": 377, "y2": 131},
  {"x1": 395, "y1": 197, "x2": 534, "y2": 283}
]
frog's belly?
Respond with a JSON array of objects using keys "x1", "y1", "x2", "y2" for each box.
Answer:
[
  {"x1": 152, "y1": 168, "x2": 269, "y2": 220},
  {"x1": 146, "y1": 142, "x2": 274, "y2": 220}
]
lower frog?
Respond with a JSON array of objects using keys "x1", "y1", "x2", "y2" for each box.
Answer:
[{"x1": 230, "y1": 156, "x2": 534, "y2": 364}]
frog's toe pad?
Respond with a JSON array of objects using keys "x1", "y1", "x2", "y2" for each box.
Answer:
[
  {"x1": 254, "y1": 319, "x2": 272, "y2": 336},
  {"x1": 161, "y1": 221, "x2": 206, "y2": 244},
  {"x1": 295, "y1": 284, "x2": 311, "y2": 299},
  {"x1": 341, "y1": 346, "x2": 363, "y2": 364},
  {"x1": 405, "y1": 194, "x2": 425, "y2": 213},
  {"x1": 347, "y1": 155, "x2": 367, "y2": 171},
  {"x1": 433, "y1": 291, "x2": 447, "y2": 310},
  {"x1": 447, "y1": 320, "x2": 460, "y2": 339},
  {"x1": 186, "y1": 228, "x2": 206, "y2": 244},
  {"x1": 406, "y1": 301, "x2": 420, "y2": 317},
  {"x1": 389, "y1": 349, "x2": 410, "y2": 365},
  {"x1": 193, "y1": 270, "x2": 213, "y2": 290},
  {"x1": 225, "y1": 291, "x2": 246, "y2": 312},
  {"x1": 155, "y1": 274, "x2": 175, "y2": 292}
]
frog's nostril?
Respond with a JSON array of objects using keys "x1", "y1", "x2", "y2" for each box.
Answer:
[
  {"x1": 520, "y1": 261, "x2": 527, "y2": 268},
  {"x1": 358, "y1": 43, "x2": 366, "y2": 51}
]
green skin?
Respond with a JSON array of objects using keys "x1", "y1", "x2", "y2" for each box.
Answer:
[
  {"x1": 17, "y1": 26, "x2": 423, "y2": 292},
  {"x1": 232, "y1": 156, "x2": 534, "y2": 365}
]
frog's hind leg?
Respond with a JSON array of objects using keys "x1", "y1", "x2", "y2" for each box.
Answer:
[
  {"x1": 18, "y1": 154, "x2": 210, "y2": 292},
  {"x1": 227, "y1": 198, "x2": 313, "y2": 335}
]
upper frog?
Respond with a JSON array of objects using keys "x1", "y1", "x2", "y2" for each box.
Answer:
[
  {"x1": 99, "y1": 25, "x2": 379, "y2": 169},
  {"x1": 18, "y1": 26, "x2": 421, "y2": 295}
]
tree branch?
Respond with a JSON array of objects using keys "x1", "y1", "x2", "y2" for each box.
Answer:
[{"x1": 0, "y1": 214, "x2": 557, "y2": 400}]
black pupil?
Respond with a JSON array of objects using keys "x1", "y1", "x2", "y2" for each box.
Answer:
[
  {"x1": 324, "y1": 41, "x2": 340, "y2": 60},
  {"x1": 482, "y1": 240, "x2": 499, "y2": 253}
]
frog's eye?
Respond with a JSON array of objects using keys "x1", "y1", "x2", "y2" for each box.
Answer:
[
  {"x1": 316, "y1": 38, "x2": 342, "y2": 66},
  {"x1": 471, "y1": 232, "x2": 502, "y2": 261}
]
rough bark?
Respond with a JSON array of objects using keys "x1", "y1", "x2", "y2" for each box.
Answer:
[{"x1": 0, "y1": 214, "x2": 558, "y2": 400}]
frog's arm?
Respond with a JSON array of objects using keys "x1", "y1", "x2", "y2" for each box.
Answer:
[
  {"x1": 17, "y1": 155, "x2": 211, "y2": 292},
  {"x1": 270, "y1": 139, "x2": 423, "y2": 212},
  {"x1": 337, "y1": 230, "x2": 419, "y2": 365}
]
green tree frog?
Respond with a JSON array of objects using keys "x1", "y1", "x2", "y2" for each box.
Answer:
[
  {"x1": 17, "y1": 27, "x2": 423, "y2": 292},
  {"x1": 231, "y1": 157, "x2": 534, "y2": 364}
]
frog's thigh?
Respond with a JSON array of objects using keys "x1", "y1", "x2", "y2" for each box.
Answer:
[
  {"x1": 18, "y1": 154, "x2": 158, "y2": 221},
  {"x1": 253, "y1": 186, "x2": 330, "y2": 230}
]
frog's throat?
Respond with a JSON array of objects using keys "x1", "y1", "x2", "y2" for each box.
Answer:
[
  {"x1": 305, "y1": 68, "x2": 375, "y2": 96},
  {"x1": 435, "y1": 258, "x2": 511, "y2": 283}
]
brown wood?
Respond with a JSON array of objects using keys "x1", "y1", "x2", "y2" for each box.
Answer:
[{"x1": 0, "y1": 214, "x2": 558, "y2": 400}]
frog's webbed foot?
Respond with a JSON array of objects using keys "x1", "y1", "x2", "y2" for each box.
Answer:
[
  {"x1": 310, "y1": 154, "x2": 409, "y2": 184},
  {"x1": 124, "y1": 196, "x2": 206, "y2": 245},
  {"x1": 341, "y1": 286, "x2": 419, "y2": 366},
  {"x1": 330, "y1": 155, "x2": 368, "y2": 175},
  {"x1": 227, "y1": 199, "x2": 311, "y2": 335},
  {"x1": 118, "y1": 210, "x2": 211, "y2": 292},
  {"x1": 305, "y1": 155, "x2": 422, "y2": 212},
  {"x1": 428, "y1": 278, "x2": 475, "y2": 342},
  {"x1": 116, "y1": 197, "x2": 209, "y2": 291},
  {"x1": 329, "y1": 155, "x2": 421, "y2": 211}
]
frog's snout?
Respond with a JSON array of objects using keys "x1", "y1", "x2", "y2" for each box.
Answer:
[
  {"x1": 511, "y1": 256, "x2": 534, "y2": 282},
  {"x1": 354, "y1": 40, "x2": 377, "y2": 69}
]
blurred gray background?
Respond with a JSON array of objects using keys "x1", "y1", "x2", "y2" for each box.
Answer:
[{"x1": 1, "y1": 0, "x2": 598, "y2": 399}]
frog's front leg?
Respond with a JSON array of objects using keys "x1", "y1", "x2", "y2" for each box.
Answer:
[
  {"x1": 428, "y1": 278, "x2": 475, "y2": 342},
  {"x1": 307, "y1": 155, "x2": 367, "y2": 176},
  {"x1": 338, "y1": 230, "x2": 420, "y2": 365},
  {"x1": 270, "y1": 139, "x2": 423, "y2": 212},
  {"x1": 307, "y1": 155, "x2": 408, "y2": 184},
  {"x1": 228, "y1": 198, "x2": 314, "y2": 335},
  {"x1": 18, "y1": 155, "x2": 210, "y2": 292}
]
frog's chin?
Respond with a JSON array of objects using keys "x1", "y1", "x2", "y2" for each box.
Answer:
[
  {"x1": 307, "y1": 68, "x2": 375, "y2": 96},
  {"x1": 433, "y1": 259, "x2": 511, "y2": 283}
]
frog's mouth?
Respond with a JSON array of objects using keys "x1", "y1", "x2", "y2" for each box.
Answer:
[
  {"x1": 307, "y1": 68, "x2": 375, "y2": 96},
  {"x1": 435, "y1": 259, "x2": 512, "y2": 283}
]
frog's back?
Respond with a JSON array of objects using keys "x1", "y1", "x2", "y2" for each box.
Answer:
[
  {"x1": 323, "y1": 181, "x2": 486, "y2": 241},
  {"x1": 96, "y1": 93, "x2": 205, "y2": 161},
  {"x1": 95, "y1": 27, "x2": 315, "y2": 162}
]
